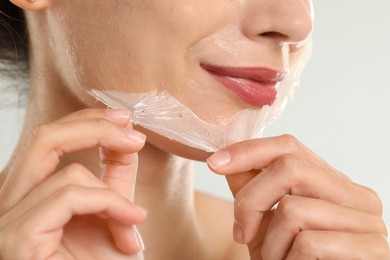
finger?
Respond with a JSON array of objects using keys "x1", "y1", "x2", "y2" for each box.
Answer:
[
  {"x1": 110, "y1": 224, "x2": 146, "y2": 255},
  {"x1": 261, "y1": 195, "x2": 388, "y2": 260},
  {"x1": 100, "y1": 149, "x2": 139, "y2": 199},
  {"x1": 99, "y1": 129, "x2": 146, "y2": 201},
  {"x1": 231, "y1": 154, "x2": 383, "y2": 243},
  {"x1": 285, "y1": 231, "x2": 390, "y2": 260},
  {"x1": 225, "y1": 170, "x2": 258, "y2": 197},
  {"x1": 54, "y1": 108, "x2": 131, "y2": 126},
  {"x1": 235, "y1": 153, "x2": 379, "y2": 214},
  {"x1": 208, "y1": 135, "x2": 349, "y2": 199},
  {"x1": 207, "y1": 135, "x2": 313, "y2": 175},
  {"x1": 2, "y1": 162, "x2": 147, "y2": 255},
  {"x1": 0, "y1": 163, "x2": 107, "y2": 227},
  {"x1": 208, "y1": 135, "x2": 347, "y2": 205},
  {"x1": 0, "y1": 117, "x2": 144, "y2": 214},
  {"x1": 0, "y1": 186, "x2": 147, "y2": 259},
  {"x1": 99, "y1": 136, "x2": 147, "y2": 255}
]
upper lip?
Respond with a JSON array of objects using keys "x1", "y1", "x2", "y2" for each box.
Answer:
[{"x1": 201, "y1": 64, "x2": 287, "y2": 84}]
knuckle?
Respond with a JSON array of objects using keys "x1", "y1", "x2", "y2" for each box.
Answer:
[
  {"x1": 61, "y1": 163, "x2": 94, "y2": 184},
  {"x1": 271, "y1": 154, "x2": 302, "y2": 186},
  {"x1": 32, "y1": 123, "x2": 53, "y2": 140},
  {"x1": 274, "y1": 154, "x2": 299, "y2": 172},
  {"x1": 276, "y1": 195, "x2": 301, "y2": 220},
  {"x1": 55, "y1": 184, "x2": 79, "y2": 200},
  {"x1": 291, "y1": 230, "x2": 317, "y2": 257},
  {"x1": 364, "y1": 186, "x2": 384, "y2": 216},
  {"x1": 28, "y1": 123, "x2": 53, "y2": 145},
  {"x1": 280, "y1": 134, "x2": 301, "y2": 152}
]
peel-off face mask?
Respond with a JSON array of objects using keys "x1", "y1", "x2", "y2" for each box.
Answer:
[{"x1": 88, "y1": 37, "x2": 312, "y2": 152}]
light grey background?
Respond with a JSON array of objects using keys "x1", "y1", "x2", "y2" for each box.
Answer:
[
  {"x1": 1, "y1": 2, "x2": 389, "y2": 226},
  {"x1": 194, "y1": 1, "x2": 390, "y2": 226}
]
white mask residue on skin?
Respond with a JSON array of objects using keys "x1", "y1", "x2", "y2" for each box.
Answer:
[{"x1": 88, "y1": 41, "x2": 311, "y2": 152}]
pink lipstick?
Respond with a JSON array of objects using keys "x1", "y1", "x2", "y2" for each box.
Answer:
[{"x1": 201, "y1": 64, "x2": 287, "y2": 107}]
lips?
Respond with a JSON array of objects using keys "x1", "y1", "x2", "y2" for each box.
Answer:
[{"x1": 201, "y1": 64, "x2": 287, "y2": 107}]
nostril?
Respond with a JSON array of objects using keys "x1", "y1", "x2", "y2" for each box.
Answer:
[{"x1": 260, "y1": 31, "x2": 288, "y2": 41}]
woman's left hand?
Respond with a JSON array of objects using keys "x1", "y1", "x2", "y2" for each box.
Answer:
[{"x1": 207, "y1": 134, "x2": 389, "y2": 259}]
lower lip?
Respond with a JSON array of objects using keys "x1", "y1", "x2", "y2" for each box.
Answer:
[{"x1": 205, "y1": 70, "x2": 277, "y2": 107}]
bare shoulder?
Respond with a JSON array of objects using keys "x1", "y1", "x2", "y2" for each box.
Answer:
[{"x1": 195, "y1": 191, "x2": 250, "y2": 260}]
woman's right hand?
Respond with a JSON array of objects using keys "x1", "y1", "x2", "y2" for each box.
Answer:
[{"x1": 0, "y1": 109, "x2": 147, "y2": 260}]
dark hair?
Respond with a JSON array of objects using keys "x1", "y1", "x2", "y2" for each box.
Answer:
[
  {"x1": 0, "y1": 1, "x2": 28, "y2": 104},
  {"x1": 0, "y1": 1, "x2": 28, "y2": 63}
]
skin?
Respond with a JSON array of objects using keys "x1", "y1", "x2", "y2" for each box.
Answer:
[{"x1": 0, "y1": 0, "x2": 389, "y2": 259}]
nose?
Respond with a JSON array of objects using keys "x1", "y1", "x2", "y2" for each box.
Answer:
[{"x1": 242, "y1": 0, "x2": 314, "y2": 44}]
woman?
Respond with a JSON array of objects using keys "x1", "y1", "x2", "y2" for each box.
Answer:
[{"x1": 0, "y1": 0, "x2": 389, "y2": 259}]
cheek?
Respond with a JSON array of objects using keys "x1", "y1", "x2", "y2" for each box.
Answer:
[
  {"x1": 50, "y1": 1, "x2": 225, "y2": 92},
  {"x1": 49, "y1": 1, "x2": 162, "y2": 93},
  {"x1": 49, "y1": 0, "x2": 242, "y2": 123}
]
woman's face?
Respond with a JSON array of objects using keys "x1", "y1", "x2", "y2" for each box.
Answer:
[
  {"x1": 41, "y1": 0, "x2": 313, "y2": 158},
  {"x1": 47, "y1": 0, "x2": 312, "y2": 119}
]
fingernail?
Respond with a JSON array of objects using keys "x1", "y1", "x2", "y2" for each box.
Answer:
[
  {"x1": 207, "y1": 151, "x2": 231, "y2": 169},
  {"x1": 107, "y1": 109, "x2": 130, "y2": 122},
  {"x1": 233, "y1": 221, "x2": 245, "y2": 244},
  {"x1": 133, "y1": 226, "x2": 145, "y2": 251},
  {"x1": 125, "y1": 129, "x2": 146, "y2": 144}
]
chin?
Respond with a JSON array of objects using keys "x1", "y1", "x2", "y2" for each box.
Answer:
[{"x1": 134, "y1": 126, "x2": 213, "y2": 162}]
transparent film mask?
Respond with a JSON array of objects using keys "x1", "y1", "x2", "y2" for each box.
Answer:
[{"x1": 88, "y1": 38, "x2": 312, "y2": 153}]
